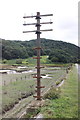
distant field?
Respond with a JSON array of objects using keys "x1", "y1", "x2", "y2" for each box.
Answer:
[
  {"x1": 0, "y1": 56, "x2": 47, "y2": 66},
  {"x1": 0, "y1": 56, "x2": 72, "y2": 67}
]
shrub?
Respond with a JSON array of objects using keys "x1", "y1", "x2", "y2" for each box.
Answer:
[
  {"x1": 23, "y1": 108, "x2": 40, "y2": 118},
  {"x1": 43, "y1": 87, "x2": 61, "y2": 100},
  {"x1": 56, "y1": 81, "x2": 60, "y2": 85},
  {"x1": 2, "y1": 59, "x2": 7, "y2": 64},
  {"x1": 56, "y1": 79, "x2": 63, "y2": 86},
  {"x1": 16, "y1": 59, "x2": 22, "y2": 64}
]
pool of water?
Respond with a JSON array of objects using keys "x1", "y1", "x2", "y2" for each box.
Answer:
[{"x1": 0, "y1": 69, "x2": 35, "y2": 74}]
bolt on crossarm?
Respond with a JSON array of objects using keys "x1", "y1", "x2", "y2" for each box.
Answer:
[{"x1": 23, "y1": 12, "x2": 53, "y2": 100}]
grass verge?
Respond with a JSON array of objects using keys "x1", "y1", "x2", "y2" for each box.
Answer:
[{"x1": 41, "y1": 65, "x2": 78, "y2": 118}]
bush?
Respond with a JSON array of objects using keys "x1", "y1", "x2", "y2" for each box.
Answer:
[
  {"x1": 56, "y1": 81, "x2": 61, "y2": 85},
  {"x1": 43, "y1": 87, "x2": 61, "y2": 100},
  {"x1": 56, "y1": 79, "x2": 63, "y2": 86},
  {"x1": 16, "y1": 59, "x2": 22, "y2": 64},
  {"x1": 2, "y1": 59, "x2": 7, "y2": 64},
  {"x1": 23, "y1": 108, "x2": 40, "y2": 118}
]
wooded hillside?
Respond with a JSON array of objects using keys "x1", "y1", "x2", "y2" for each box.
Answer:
[{"x1": 1, "y1": 38, "x2": 80, "y2": 63}]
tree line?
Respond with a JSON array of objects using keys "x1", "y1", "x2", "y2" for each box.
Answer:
[{"x1": 1, "y1": 38, "x2": 80, "y2": 63}]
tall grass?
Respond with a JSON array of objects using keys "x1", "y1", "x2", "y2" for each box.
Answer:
[
  {"x1": 2, "y1": 66, "x2": 66, "y2": 115},
  {"x1": 41, "y1": 65, "x2": 78, "y2": 118}
]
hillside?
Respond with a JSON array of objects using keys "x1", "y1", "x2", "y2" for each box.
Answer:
[{"x1": 1, "y1": 38, "x2": 80, "y2": 63}]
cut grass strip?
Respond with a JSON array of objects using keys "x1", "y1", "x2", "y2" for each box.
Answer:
[{"x1": 41, "y1": 65, "x2": 78, "y2": 118}]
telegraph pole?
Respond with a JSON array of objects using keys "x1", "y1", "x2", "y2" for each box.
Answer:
[{"x1": 23, "y1": 12, "x2": 53, "y2": 100}]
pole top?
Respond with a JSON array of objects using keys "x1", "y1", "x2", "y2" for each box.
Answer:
[{"x1": 37, "y1": 12, "x2": 40, "y2": 14}]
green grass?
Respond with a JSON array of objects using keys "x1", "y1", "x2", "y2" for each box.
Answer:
[
  {"x1": 2, "y1": 66, "x2": 67, "y2": 114},
  {"x1": 2, "y1": 79, "x2": 35, "y2": 112},
  {"x1": 1, "y1": 56, "x2": 72, "y2": 67},
  {"x1": 41, "y1": 65, "x2": 78, "y2": 118},
  {"x1": 23, "y1": 108, "x2": 40, "y2": 118},
  {"x1": 2, "y1": 56, "x2": 47, "y2": 66},
  {"x1": 3, "y1": 59, "x2": 17, "y2": 65}
]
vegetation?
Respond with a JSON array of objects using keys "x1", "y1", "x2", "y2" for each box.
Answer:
[
  {"x1": 43, "y1": 87, "x2": 61, "y2": 100},
  {"x1": 0, "y1": 37, "x2": 79, "y2": 118},
  {"x1": 16, "y1": 59, "x2": 22, "y2": 64},
  {"x1": 1, "y1": 56, "x2": 72, "y2": 67},
  {"x1": 41, "y1": 65, "x2": 78, "y2": 118},
  {"x1": 2, "y1": 65, "x2": 66, "y2": 115},
  {"x1": 1, "y1": 38, "x2": 80, "y2": 63},
  {"x1": 23, "y1": 108, "x2": 40, "y2": 118},
  {"x1": 2, "y1": 59, "x2": 7, "y2": 64}
]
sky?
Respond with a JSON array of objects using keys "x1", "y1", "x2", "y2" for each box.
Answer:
[{"x1": 0, "y1": 0, "x2": 79, "y2": 46}]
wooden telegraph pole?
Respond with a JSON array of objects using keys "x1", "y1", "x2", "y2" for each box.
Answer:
[{"x1": 23, "y1": 12, "x2": 53, "y2": 100}]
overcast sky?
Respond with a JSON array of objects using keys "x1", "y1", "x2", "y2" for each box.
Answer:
[{"x1": 0, "y1": 0, "x2": 79, "y2": 45}]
